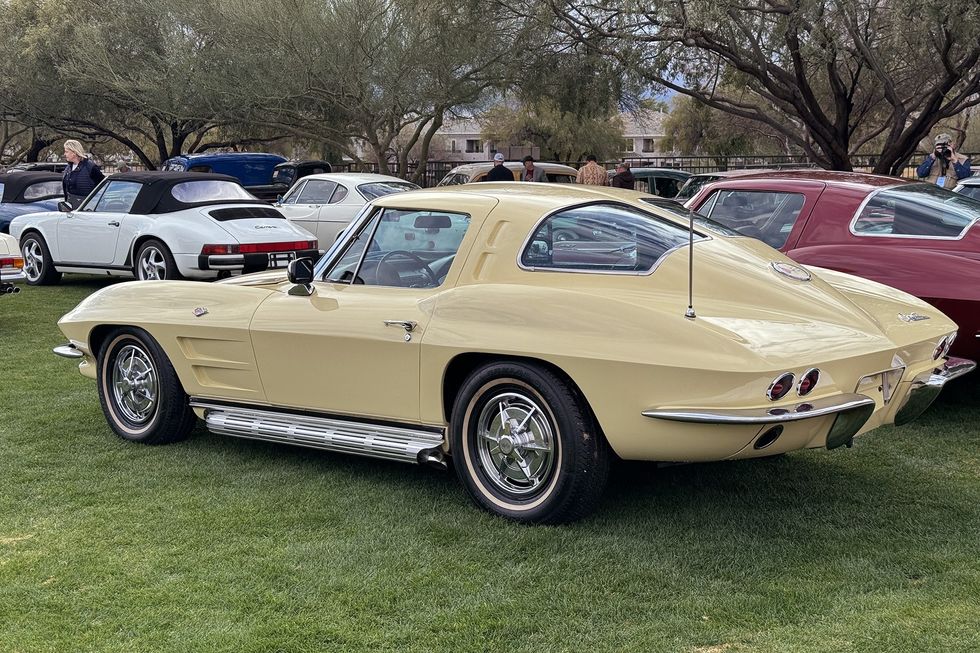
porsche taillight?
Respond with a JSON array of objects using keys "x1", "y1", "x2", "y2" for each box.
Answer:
[{"x1": 0, "y1": 256, "x2": 24, "y2": 269}]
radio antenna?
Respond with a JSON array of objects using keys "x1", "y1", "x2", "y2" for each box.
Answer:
[{"x1": 685, "y1": 209, "x2": 696, "y2": 319}]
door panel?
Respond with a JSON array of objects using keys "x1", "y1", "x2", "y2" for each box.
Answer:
[
  {"x1": 57, "y1": 211, "x2": 124, "y2": 264},
  {"x1": 249, "y1": 285, "x2": 431, "y2": 422}
]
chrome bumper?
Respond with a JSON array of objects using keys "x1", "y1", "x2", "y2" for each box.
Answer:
[
  {"x1": 643, "y1": 393, "x2": 875, "y2": 425},
  {"x1": 53, "y1": 343, "x2": 84, "y2": 359},
  {"x1": 894, "y1": 357, "x2": 976, "y2": 426},
  {"x1": 643, "y1": 393, "x2": 877, "y2": 451}
]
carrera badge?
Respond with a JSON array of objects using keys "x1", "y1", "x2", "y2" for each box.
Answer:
[
  {"x1": 898, "y1": 312, "x2": 930, "y2": 322},
  {"x1": 193, "y1": 307, "x2": 209, "y2": 318},
  {"x1": 770, "y1": 261, "x2": 811, "y2": 282}
]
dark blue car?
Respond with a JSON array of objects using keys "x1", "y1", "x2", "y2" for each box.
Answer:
[
  {"x1": 0, "y1": 172, "x2": 64, "y2": 234},
  {"x1": 162, "y1": 152, "x2": 287, "y2": 187}
]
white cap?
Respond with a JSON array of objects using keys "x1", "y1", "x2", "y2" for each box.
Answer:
[{"x1": 493, "y1": 153, "x2": 505, "y2": 162}]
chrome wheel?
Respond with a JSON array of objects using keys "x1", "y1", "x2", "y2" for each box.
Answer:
[
  {"x1": 475, "y1": 391, "x2": 556, "y2": 496},
  {"x1": 111, "y1": 344, "x2": 158, "y2": 424},
  {"x1": 137, "y1": 246, "x2": 167, "y2": 280},
  {"x1": 22, "y1": 240, "x2": 43, "y2": 282}
]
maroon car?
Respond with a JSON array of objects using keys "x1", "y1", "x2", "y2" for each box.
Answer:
[{"x1": 685, "y1": 170, "x2": 980, "y2": 359}]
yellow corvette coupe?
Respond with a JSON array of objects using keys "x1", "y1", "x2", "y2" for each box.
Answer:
[{"x1": 55, "y1": 184, "x2": 974, "y2": 523}]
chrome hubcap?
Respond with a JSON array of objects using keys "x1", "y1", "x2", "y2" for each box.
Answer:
[
  {"x1": 476, "y1": 391, "x2": 556, "y2": 496},
  {"x1": 111, "y1": 345, "x2": 158, "y2": 424},
  {"x1": 22, "y1": 241, "x2": 43, "y2": 281},
  {"x1": 138, "y1": 247, "x2": 167, "y2": 280}
]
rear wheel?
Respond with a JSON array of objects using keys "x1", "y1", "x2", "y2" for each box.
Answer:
[
  {"x1": 450, "y1": 361, "x2": 610, "y2": 524},
  {"x1": 96, "y1": 328, "x2": 196, "y2": 444},
  {"x1": 135, "y1": 239, "x2": 182, "y2": 281},
  {"x1": 20, "y1": 233, "x2": 61, "y2": 285}
]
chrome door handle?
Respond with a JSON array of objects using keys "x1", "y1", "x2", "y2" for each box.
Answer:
[
  {"x1": 107, "y1": 221, "x2": 120, "y2": 227},
  {"x1": 383, "y1": 320, "x2": 417, "y2": 332}
]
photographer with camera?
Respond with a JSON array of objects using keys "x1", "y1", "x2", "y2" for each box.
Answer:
[{"x1": 916, "y1": 133, "x2": 971, "y2": 188}]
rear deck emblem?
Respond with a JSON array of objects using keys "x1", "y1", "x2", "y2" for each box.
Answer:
[
  {"x1": 193, "y1": 307, "x2": 209, "y2": 318},
  {"x1": 898, "y1": 312, "x2": 929, "y2": 322},
  {"x1": 770, "y1": 261, "x2": 811, "y2": 282}
]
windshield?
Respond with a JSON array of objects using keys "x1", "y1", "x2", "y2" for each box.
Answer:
[
  {"x1": 171, "y1": 180, "x2": 255, "y2": 203},
  {"x1": 675, "y1": 175, "x2": 721, "y2": 201},
  {"x1": 357, "y1": 181, "x2": 419, "y2": 200},
  {"x1": 852, "y1": 183, "x2": 980, "y2": 238}
]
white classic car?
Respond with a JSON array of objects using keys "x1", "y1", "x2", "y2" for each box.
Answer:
[
  {"x1": 53, "y1": 185, "x2": 973, "y2": 524},
  {"x1": 10, "y1": 172, "x2": 319, "y2": 283},
  {"x1": 275, "y1": 173, "x2": 419, "y2": 243},
  {"x1": 0, "y1": 232, "x2": 24, "y2": 295}
]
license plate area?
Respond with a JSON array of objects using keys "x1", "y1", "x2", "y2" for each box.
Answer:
[{"x1": 268, "y1": 251, "x2": 295, "y2": 268}]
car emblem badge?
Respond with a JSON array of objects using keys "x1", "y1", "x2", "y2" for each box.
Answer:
[
  {"x1": 898, "y1": 312, "x2": 930, "y2": 322},
  {"x1": 193, "y1": 307, "x2": 209, "y2": 318},
  {"x1": 770, "y1": 261, "x2": 811, "y2": 282},
  {"x1": 254, "y1": 225, "x2": 277, "y2": 229}
]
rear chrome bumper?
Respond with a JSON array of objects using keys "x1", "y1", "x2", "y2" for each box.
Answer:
[
  {"x1": 643, "y1": 393, "x2": 877, "y2": 451},
  {"x1": 894, "y1": 357, "x2": 976, "y2": 426},
  {"x1": 642, "y1": 393, "x2": 876, "y2": 425}
]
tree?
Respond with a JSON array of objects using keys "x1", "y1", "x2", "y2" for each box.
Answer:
[
  {"x1": 531, "y1": 0, "x2": 980, "y2": 174},
  {"x1": 660, "y1": 95, "x2": 790, "y2": 156},
  {"x1": 201, "y1": 0, "x2": 534, "y2": 182}
]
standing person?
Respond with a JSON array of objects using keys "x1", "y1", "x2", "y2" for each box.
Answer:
[
  {"x1": 483, "y1": 153, "x2": 513, "y2": 182},
  {"x1": 576, "y1": 154, "x2": 609, "y2": 186},
  {"x1": 520, "y1": 155, "x2": 548, "y2": 182},
  {"x1": 62, "y1": 139, "x2": 105, "y2": 207},
  {"x1": 916, "y1": 133, "x2": 971, "y2": 189},
  {"x1": 610, "y1": 161, "x2": 635, "y2": 189}
]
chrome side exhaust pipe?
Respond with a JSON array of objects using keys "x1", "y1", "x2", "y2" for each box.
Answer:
[{"x1": 418, "y1": 448, "x2": 448, "y2": 471}]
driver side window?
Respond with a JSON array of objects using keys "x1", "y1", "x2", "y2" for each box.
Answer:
[{"x1": 325, "y1": 208, "x2": 471, "y2": 288}]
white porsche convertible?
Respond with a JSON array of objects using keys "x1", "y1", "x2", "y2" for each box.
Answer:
[{"x1": 9, "y1": 172, "x2": 319, "y2": 284}]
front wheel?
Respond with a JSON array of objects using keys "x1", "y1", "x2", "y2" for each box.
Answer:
[
  {"x1": 135, "y1": 239, "x2": 182, "y2": 281},
  {"x1": 97, "y1": 328, "x2": 196, "y2": 444},
  {"x1": 450, "y1": 362, "x2": 610, "y2": 524}
]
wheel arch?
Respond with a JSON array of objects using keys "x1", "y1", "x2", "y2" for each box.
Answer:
[
  {"x1": 128, "y1": 234, "x2": 167, "y2": 268},
  {"x1": 441, "y1": 352, "x2": 608, "y2": 448}
]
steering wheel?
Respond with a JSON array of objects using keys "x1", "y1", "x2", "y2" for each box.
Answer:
[{"x1": 376, "y1": 250, "x2": 437, "y2": 287}]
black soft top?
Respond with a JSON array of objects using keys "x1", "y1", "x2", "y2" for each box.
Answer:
[
  {"x1": 107, "y1": 171, "x2": 267, "y2": 214},
  {"x1": 0, "y1": 171, "x2": 63, "y2": 203}
]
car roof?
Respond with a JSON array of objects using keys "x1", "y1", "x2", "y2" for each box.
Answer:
[
  {"x1": 447, "y1": 161, "x2": 579, "y2": 175},
  {"x1": 372, "y1": 182, "x2": 666, "y2": 217},
  {"x1": 629, "y1": 167, "x2": 692, "y2": 177},
  {"x1": 169, "y1": 152, "x2": 287, "y2": 162},
  {"x1": 957, "y1": 176, "x2": 980, "y2": 186},
  {"x1": 102, "y1": 171, "x2": 267, "y2": 214},
  {"x1": 298, "y1": 172, "x2": 418, "y2": 185},
  {"x1": 0, "y1": 171, "x2": 62, "y2": 203},
  {"x1": 701, "y1": 169, "x2": 911, "y2": 192}
]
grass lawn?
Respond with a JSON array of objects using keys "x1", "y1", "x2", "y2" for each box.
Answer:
[{"x1": 1, "y1": 278, "x2": 979, "y2": 652}]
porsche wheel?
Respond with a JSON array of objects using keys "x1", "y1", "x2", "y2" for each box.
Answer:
[
  {"x1": 97, "y1": 328, "x2": 196, "y2": 444},
  {"x1": 450, "y1": 362, "x2": 610, "y2": 524},
  {"x1": 20, "y1": 233, "x2": 61, "y2": 286},
  {"x1": 135, "y1": 239, "x2": 182, "y2": 281}
]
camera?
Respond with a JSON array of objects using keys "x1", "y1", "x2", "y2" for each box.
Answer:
[{"x1": 936, "y1": 144, "x2": 952, "y2": 159}]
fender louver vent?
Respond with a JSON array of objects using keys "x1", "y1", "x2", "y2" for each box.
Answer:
[{"x1": 209, "y1": 207, "x2": 285, "y2": 221}]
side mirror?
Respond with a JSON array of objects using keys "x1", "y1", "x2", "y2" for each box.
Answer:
[
  {"x1": 58, "y1": 200, "x2": 72, "y2": 213},
  {"x1": 275, "y1": 194, "x2": 283, "y2": 205},
  {"x1": 287, "y1": 257, "x2": 315, "y2": 296}
]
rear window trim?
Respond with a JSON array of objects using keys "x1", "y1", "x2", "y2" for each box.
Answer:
[
  {"x1": 517, "y1": 200, "x2": 709, "y2": 277},
  {"x1": 848, "y1": 183, "x2": 979, "y2": 241}
]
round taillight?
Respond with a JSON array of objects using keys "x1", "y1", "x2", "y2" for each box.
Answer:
[
  {"x1": 798, "y1": 368, "x2": 820, "y2": 396},
  {"x1": 767, "y1": 372, "x2": 795, "y2": 401}
]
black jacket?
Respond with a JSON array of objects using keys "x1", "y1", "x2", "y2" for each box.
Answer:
[
  {"x1": 63, "y1": 158, "x2": 105, "y2": 199},
  {"x1": 483, "y1": 164, "x2": 513, "y2": 182},
  {"x1": 611, "y1": 170, "x2": 635, "y2": 189}
]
